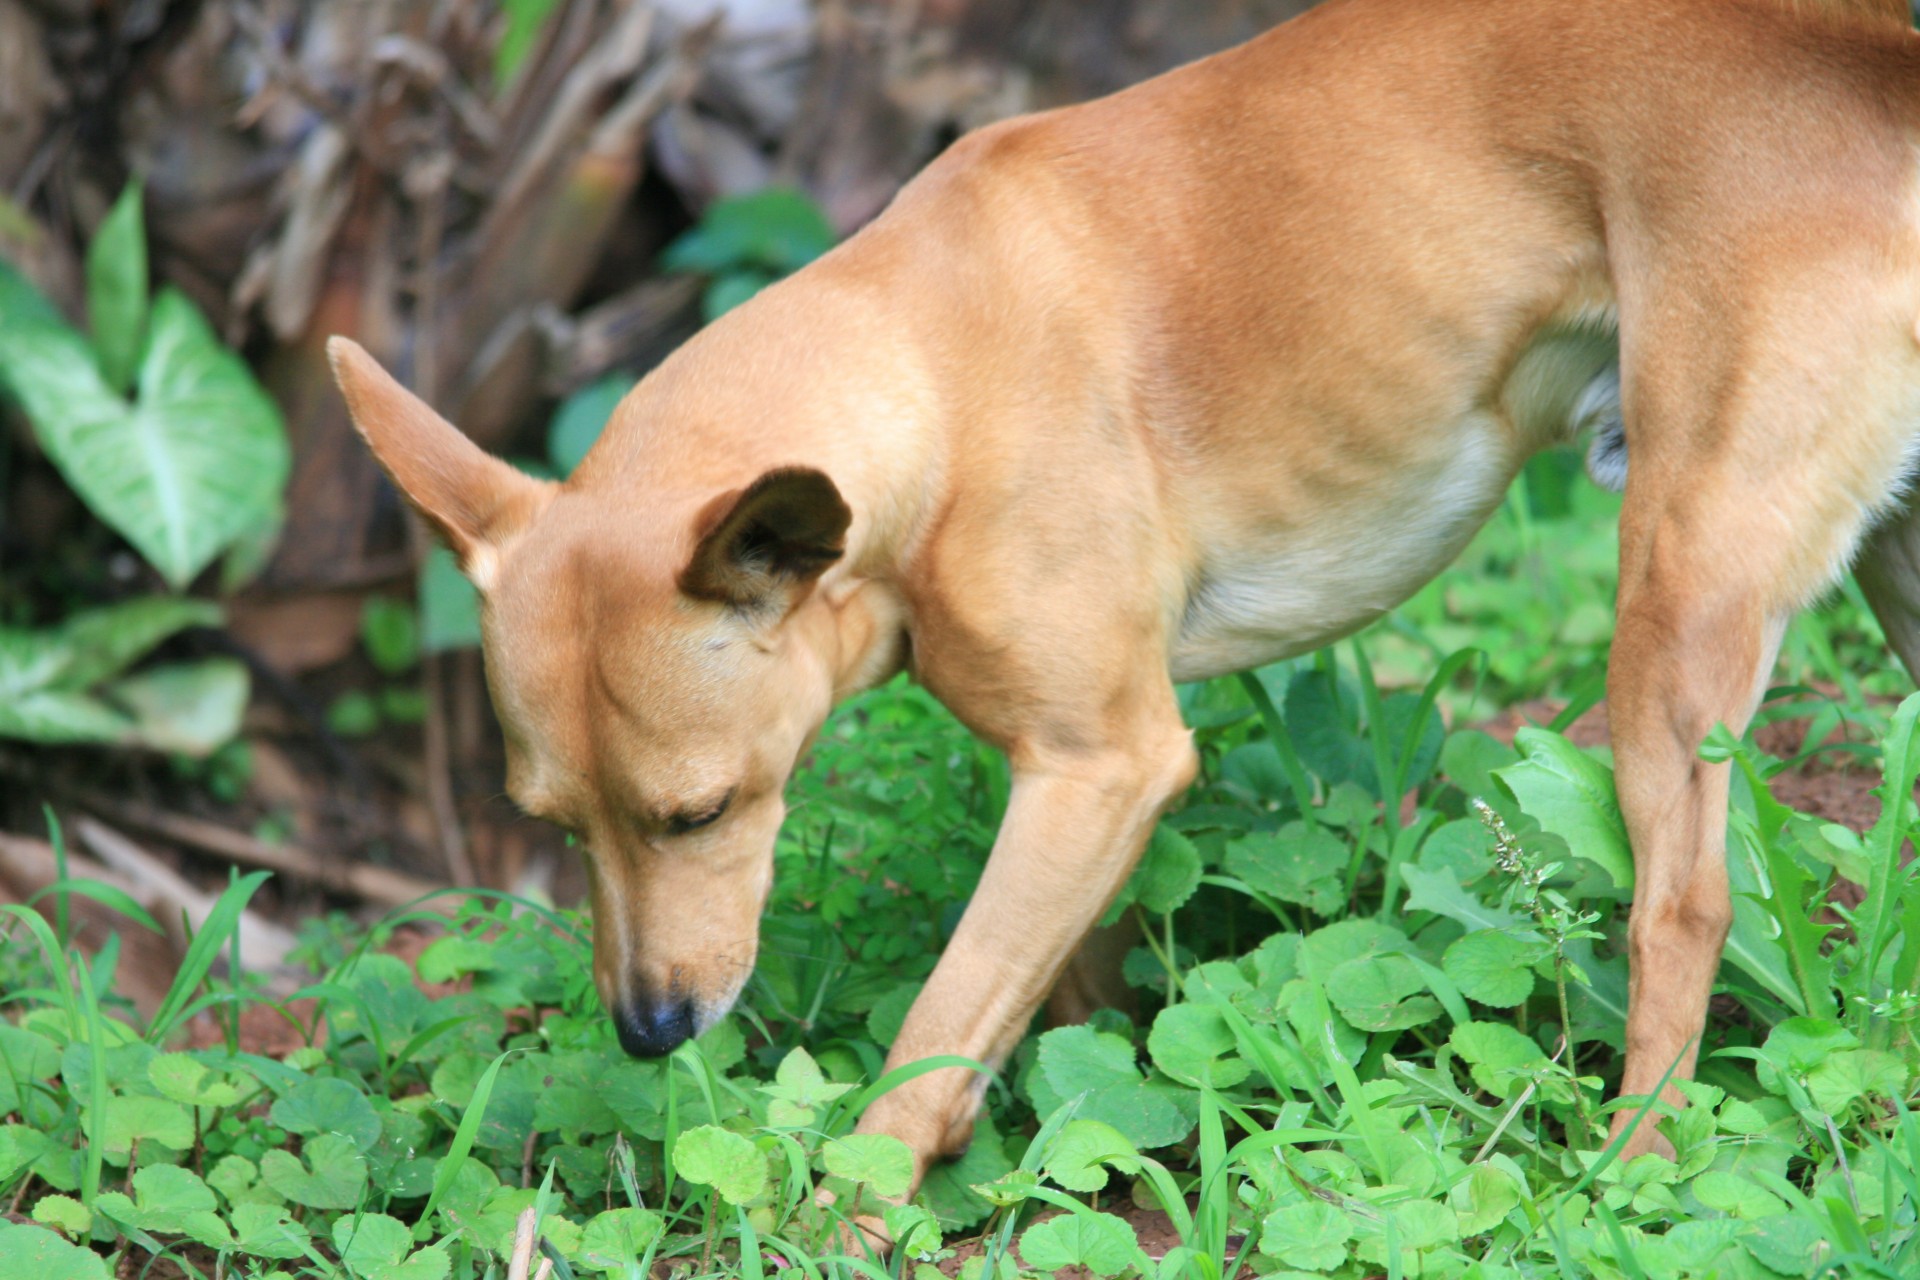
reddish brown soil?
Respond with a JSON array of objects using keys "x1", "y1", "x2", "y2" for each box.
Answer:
[
  {"x1": 182, "y1": 923, "x2": 464, "y2": 1056},
  {"x1": 1477, "y1": 698, "x2": 1896, "y2": 836}
]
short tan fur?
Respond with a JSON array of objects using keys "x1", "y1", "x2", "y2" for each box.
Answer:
[{"x1": 333, "y1": 0, "x2": 1920, "y2": 1232}]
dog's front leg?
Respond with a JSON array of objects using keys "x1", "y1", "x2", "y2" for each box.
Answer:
[{"x1": 854, "y1": 721, "x2": 1197, "y2": 1190}]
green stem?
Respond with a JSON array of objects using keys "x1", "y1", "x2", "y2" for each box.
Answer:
[{"x1": 1236, "y1": 672, "x2": 1319, "y2": 828}]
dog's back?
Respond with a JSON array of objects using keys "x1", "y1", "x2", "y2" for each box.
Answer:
[{"x1": 335, "y1": 0, "x2": 1920, "y2": 1191}]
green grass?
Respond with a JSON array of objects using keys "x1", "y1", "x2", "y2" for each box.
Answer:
[{"x1": 6, "y1": 448, "x2": 1920, "y2": 1279}]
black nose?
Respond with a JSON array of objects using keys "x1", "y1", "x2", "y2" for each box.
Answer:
[{"x1": 613, "y1": 992, "x2": 695, "y2": 1057}]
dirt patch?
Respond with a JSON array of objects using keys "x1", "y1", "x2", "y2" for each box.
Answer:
[
  {"x1": 1474, "y1": 698, "x2": 1895, "y2": 835},
  {"x1": 181, "y1": 923, "x2": 460, "y2": 1057}
]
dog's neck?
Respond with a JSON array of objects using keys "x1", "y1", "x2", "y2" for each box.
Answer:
[{"x1": 565, "y1": 256, "x2": 939, "y2": 698}]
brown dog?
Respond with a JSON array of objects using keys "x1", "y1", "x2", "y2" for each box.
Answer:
[{"x1": 333, "y1": 0, "x2": 1920, "y2": 1205}]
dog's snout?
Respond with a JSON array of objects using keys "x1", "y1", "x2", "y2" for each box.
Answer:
[{"x1": 613, "y1": 991, "x2": 696, "y2": 1058}]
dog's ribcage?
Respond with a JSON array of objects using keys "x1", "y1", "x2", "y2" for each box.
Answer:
[{"x1": 1168, "y1": 313, "x2": 1622, "y2": 683}]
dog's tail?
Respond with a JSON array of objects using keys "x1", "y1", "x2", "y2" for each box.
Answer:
[{"x1": 1780, "y1": 0, "x2": 1910, "y2": 28}]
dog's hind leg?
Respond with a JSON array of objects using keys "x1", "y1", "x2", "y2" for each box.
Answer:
[
  {"x1": 1046, "y1": 916, "x2": 1141, "y2": 1026},
  {"x1": 1603, "y1": 258, "x2": 1920, "y2": 1158},
  {"x1": 1855, "y1": 494, "x2": 1920, "y2": 683}
]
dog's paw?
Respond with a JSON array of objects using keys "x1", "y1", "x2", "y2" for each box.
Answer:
[
  {"x1": 813, "y1": 1186, "x2": 893, "y2": 1259},
  {"x1": 939, "y1": 1112, "x2": 977, "y2": 1161},
  {"x1": 1607, "y1": 1111, "x2": 1677, "y2": 1163}
]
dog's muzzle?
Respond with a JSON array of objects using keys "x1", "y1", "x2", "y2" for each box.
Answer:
[{"x1": 613, "y1": 990, "x2": 697, "y2": 1057}]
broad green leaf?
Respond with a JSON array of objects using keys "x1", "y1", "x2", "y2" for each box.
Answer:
[
  {"x1": 1754, "y1": 1017, "x2": 1856, "y2": 1095},
  {"x1": 578, "y1": 1207, "x2": 664, "y2": 1273},
  {"x1": 1148, "y1": 1003, "x2": 1250, "y2": 1088},
  {"x1": 272, "y1": 1077, "x2": 383, "y2": 1152},
  {"x1": 1, "y1": 288, "x2": 288, "y2": 587},
  {"x1": 1564, "y1": 936, "x2": 1630, "y2": 1047},
  {"x1": 0, "y1": 599, "x2": 224, "y2": 746},
  {"x1": 1034, "y1": 1025, "x2": 1141, "y2": 1098},
  {"x1": 1805, "y1": 1049, "x2": 1904, "y2": 1117},
  {"x1": 865, "y1": 981, "x2": 921, "y2": 1047},
  {"x1": 361, "y1": 597, "x2": 420, "y2": 674},
  {"x1": 110, "y1": 658, "x2": 249, "y2": 756},
  {"x1": 1297, "y1": 919, "x2": 1414, "y2": 983},
  {"x1": 1449, "y1": 1022, "x2": 1548, "y2": 1099},
  {"x1": 969, "y1": 1169, "x2": 1040, "y2": 1208},
  {"x1": 1019, "y1": 1211, "x2": 1139, "y2": 1277},
  {"x1": 468, "y1": 1189, "x2": 581, "y2": 1258},
  {"x1": 702, "y1": 271, "x2": 773, "y2": 321},
  {"x1": 260, "y1": 1133, "x2": 369, "y2": 1209},
  {"x1": 533, "y1": 1078, "x2": 619, "y2": 1137},
  {"x1": 1220, "y1": 740, "x2": 1291, "y2": 803},
  {"x1": 30, "y1": 1195, "x2": 90, "y2": 1238},
  {"x1": 0, "y1": 1221, "x2": 110, "y2": 1280},
  {"x1": 1029, "y1": 1025, "x2": 1193, "y2": 1150},
  {"x1": 86, "y1": 180, "x2": 147, "y2": 393},
  {"x1": 148, "y1": 1053, "x2": 240, "y2": 1108},
  {"x1": 1130, "y1": 825, "x2": 1203, "y2": 914},
  {"x1": 0, "y1": 1125, "x2": 50, "y2": 1182},
  {"x1": 0, "y1": 687, "x2": 131, "y2": 745},
  {"x1": 331, "y1": 954, "x2": 431, "y2": 1047},
  {"x1": 661, "y1": 188, "x2": 835, "y2": 276},
  {"x1": 1, "y1": 1020, "x2": 70, "y2": 1090},
  {"x1": 419, "y1": 546, "x2": 482, "y2": 653},
  {"x1": 1495, "y1": 729, "x2": 1634, "y2": 887},
  {"x1": 882, "y1": 1204, "x2": 943, "y2": 1260},
  {"x1": 673, "y1": 1124, "x2": 767, "y2": 1205},
  {"x1": 1327, "y1": 954, "x2": 1442, "y2": 1032},
  {"x1": 219, "y1": 498, "x2": 283, "y2": 592},
  {"x1": 1040, "y1": 1120, "x2": 1140, "y2": 1194},
  {"x1": 417, "y1": 935, "x2": 497, "y2": 983},
  {"x1": 54, "y1": 597, "x2": 221, "y2": 690},
  {"x1": 1452, "y1": 1163, "x2": 1520, "y2": 1235},
  {"x1": 1225, "y1": 822, "x2": 1347, "y2": 915},
  {"x1": 1440, "y1": 729, "x2": 1519, "y2": 801},
  {"x1": 1739, "y1": 1213, "x2": 1824, "y2": 1275},
  {"x1": 1401, "y1": 863, "x2": 1529, "y2": 935},
  {"x1": 94, "y1": 1164, "x2": 231, "y2": 1247},
  {"x1": 1442, "y1": 931, "x2": 1542, "y2": 1008},
  {"x1": 1259, "y1": 1199, "x2": 1350, "y2": 1271},
  {"x1": 230, "y1": 1203, "x2": 309, "y2": 1259},
  {"x1": 95, "y1": 1094, "x2": 193, "y2": 1161},
  {"x1": 759, "y1": 1046, "x2": 853, "y2": 1128},
  {"x1": 335, "y1": 1213, "x2": 451, "y2": 1280},
  {"x1": 1388, "y1": 1198, "x2": 1461, "y2": 1250},
  {"x1": 1285, "y1": 667, "x2": 1370, "y2": 789},
  {"x1": 0, "y1": 258, "x2": 70, "y2": 338},
  {"x1": 1692, "y1": 1170, "x2": 1786, "y2": 1219},
  {"x1": 206, "y1": 1154, "x2": 260, "y2": 1205},
  {"x1": 548, "y1": 375, "x2": 631, "y2": 475},
  {"x1": 823, "y1": 1133, "x2": 914, "y2": 1199}
]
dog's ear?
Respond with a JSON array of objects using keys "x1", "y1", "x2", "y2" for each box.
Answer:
[
  {"x1": 681, "y1": 468, "x2": 851, "y2": 606},
  {"x1": 328, "y1": 337, "x2": 550, "y2": 586}
]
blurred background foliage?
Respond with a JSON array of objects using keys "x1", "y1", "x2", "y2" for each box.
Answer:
[{"x1": 0, "y1": 0, "x2": 1315, "y2": 971}]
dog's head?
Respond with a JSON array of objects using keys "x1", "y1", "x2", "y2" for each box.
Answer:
[{"x1": 329, "y1": 339, "x2": 854, "y2": 1056}]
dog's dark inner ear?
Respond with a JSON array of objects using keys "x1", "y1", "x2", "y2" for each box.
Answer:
[{"x1": 681, "y1": 468, "x2": 852, "y2": 605}]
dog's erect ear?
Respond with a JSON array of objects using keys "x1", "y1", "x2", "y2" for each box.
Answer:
[
  {"x1": 680, "y1": 468, "x2": 852, "y2": 606},
  {"x1": 327, "y1": 337, "x2": 549, "y2": 585}
]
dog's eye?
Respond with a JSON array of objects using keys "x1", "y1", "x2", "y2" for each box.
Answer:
[{"x1": 665, "y1": 793, "x2": 732, "y2": 836}]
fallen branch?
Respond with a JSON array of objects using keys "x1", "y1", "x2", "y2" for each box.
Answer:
[
  {"x1": 75, "y1": 817, "x2": 300, "y2": 978},
  {"x1": 73, "y1": 797, "x2": 453, "y2": 911}
]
